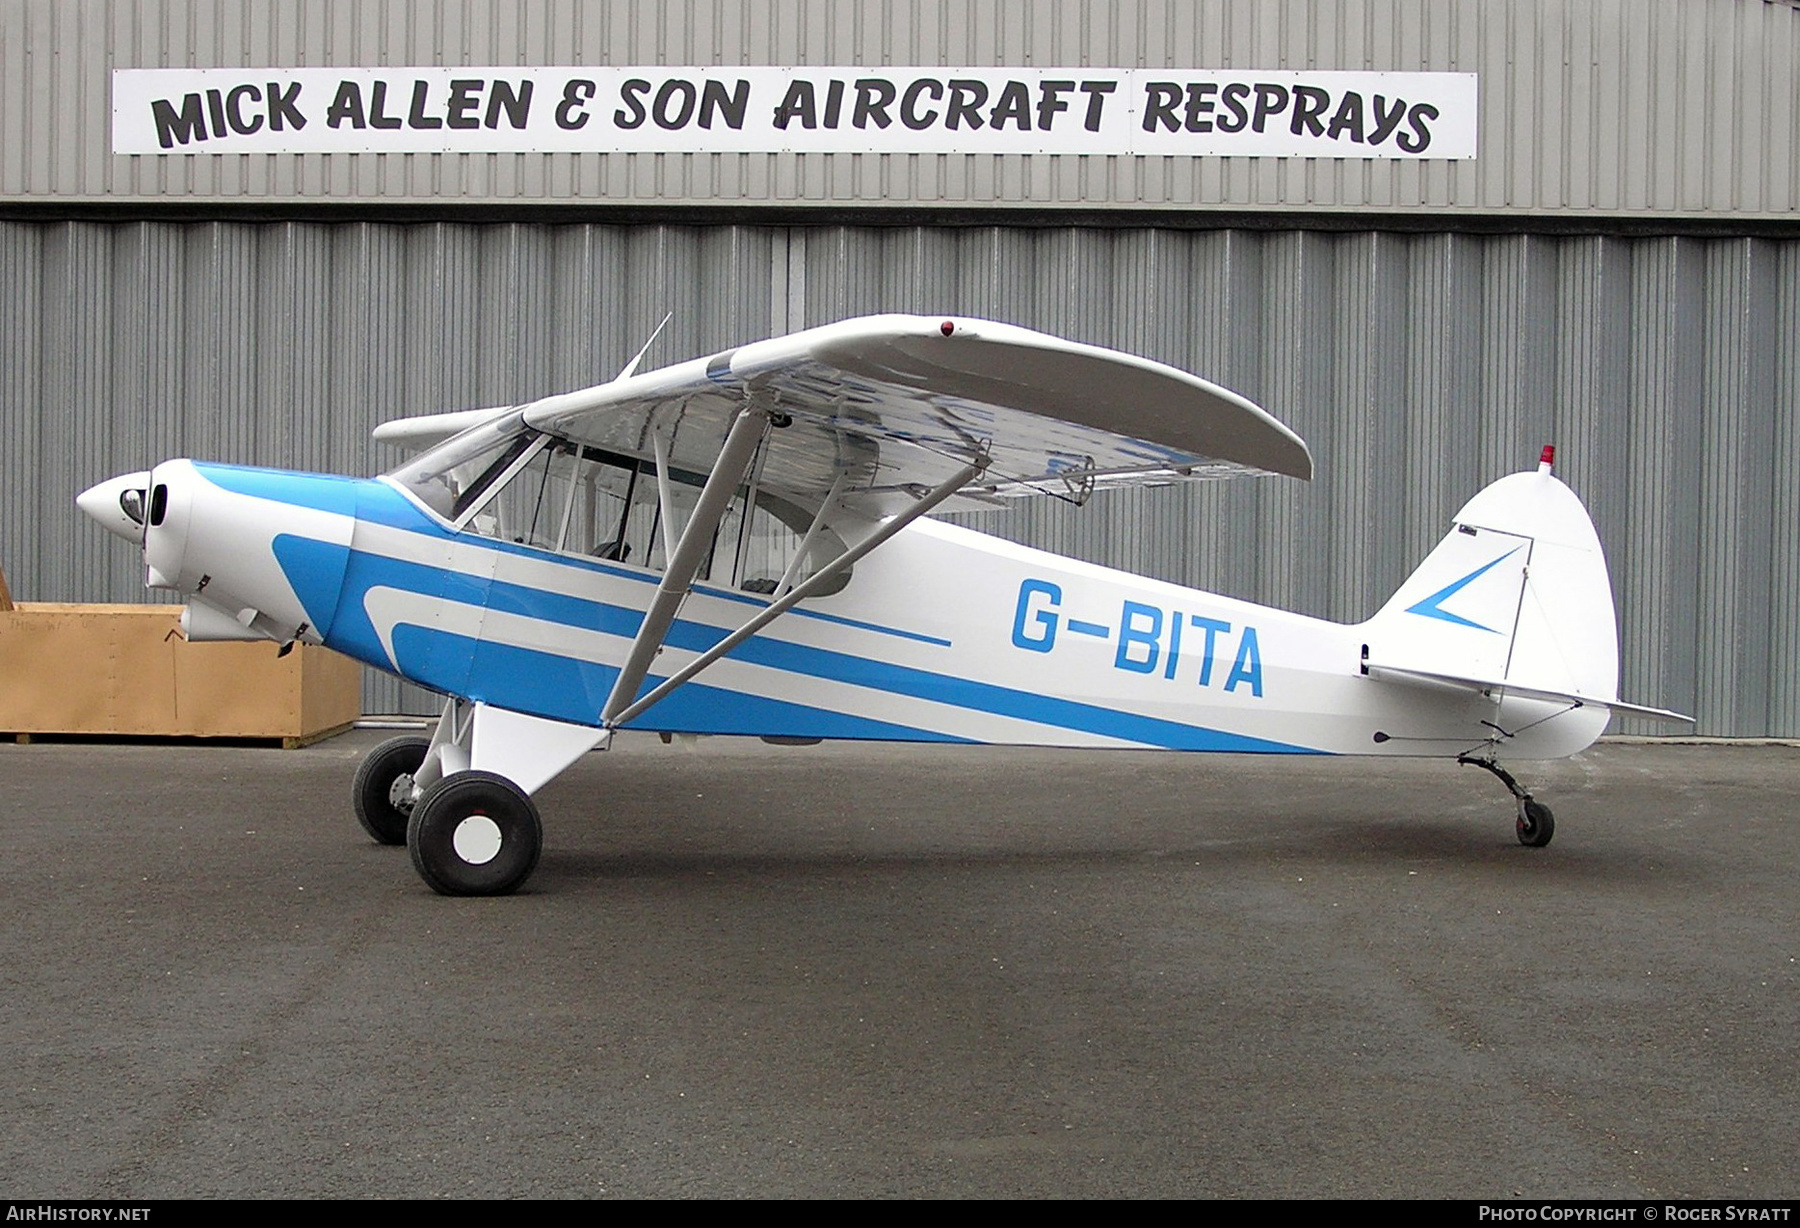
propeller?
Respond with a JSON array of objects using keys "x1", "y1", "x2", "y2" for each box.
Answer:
[
  {"x1": 75, "y1": 467, "x2": 171, "y2": 599},
  {"x1": 75, "y1": 470, "x2": 153, "y2": 548}
]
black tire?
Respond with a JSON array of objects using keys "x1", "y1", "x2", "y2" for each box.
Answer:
[
  {"x1": 352, "y1": 735, "x2": 431, "y2": 846},
  {"x1": 406, "y1": 771, "x2": 542, "y2": 896},
  {"x1": 1517, "y1": 799, "x2": 1555, "y2": 848}
]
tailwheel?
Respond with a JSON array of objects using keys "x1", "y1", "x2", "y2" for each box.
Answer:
[
  {"x1": 1516, "y1": 799, "x2": 1555, "y2": 848},
  {"x1": 352, "y1": 735, "x2": 431, "y2": 846},
  {"x1": 1458, "y1": 754, "x2": 1557, "y2": 849},
  {"x1": 407, "y1": 770, "x2": 543, "y2": 896}
]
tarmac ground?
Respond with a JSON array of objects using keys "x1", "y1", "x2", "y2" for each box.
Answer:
[{"x1": 1, "y1": 732, "x2": 1796, "y2": 1199}]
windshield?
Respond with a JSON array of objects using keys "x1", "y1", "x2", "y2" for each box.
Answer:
[{"x1": 387, "y1": 411, "x2": 537, "y2": 521}]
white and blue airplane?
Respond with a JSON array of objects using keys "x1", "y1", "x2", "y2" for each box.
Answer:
[{"x1": 77, "y1": 315, "x2": 1688, "y2": 895}]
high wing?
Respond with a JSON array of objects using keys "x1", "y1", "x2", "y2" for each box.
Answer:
[
  {"x1": 372, "y1": 406, "x2": 513, "y2": 451},
  {"x1": 444, "y1": 315, "x2": 1314, "y2": 515}
]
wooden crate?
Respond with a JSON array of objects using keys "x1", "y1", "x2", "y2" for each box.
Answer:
[{"x1": 0, "y1": 603, "x2": 361, "y2": 746}]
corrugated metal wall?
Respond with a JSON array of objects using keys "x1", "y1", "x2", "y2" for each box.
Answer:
[
  {"x1": 3, "y1": 0, "x2": 1797, "y2": 220},
  {"x1": 3, "y1": 219, "x2": 1794, "y2": 734}
]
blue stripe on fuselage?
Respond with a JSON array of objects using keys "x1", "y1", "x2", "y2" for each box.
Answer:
[
  {"x1": 274, "y1": 533, "x2": 1313, "y2": 753},
  {"x1": 392, "y1": 625, "x2": 967, "y2": 742},
  {"x1": 270, "y1": 535, "x2": 353, "y2": 634}
]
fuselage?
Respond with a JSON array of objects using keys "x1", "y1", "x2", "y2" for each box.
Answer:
[{"x1": 81, "y1": 458, "x2": 1606, "y2": 759}]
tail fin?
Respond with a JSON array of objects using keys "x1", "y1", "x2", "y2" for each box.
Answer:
[{"x1": 1362, "y1": 449, "x2": 1625, "y2": 716}]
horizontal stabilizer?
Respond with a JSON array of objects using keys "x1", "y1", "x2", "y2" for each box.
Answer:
[{"x1": 1365, "y1": 661, "x2": 1694, "y2": 723}]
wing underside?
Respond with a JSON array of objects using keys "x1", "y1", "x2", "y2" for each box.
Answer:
[{"x1": 497, "y1": 315, "x2": 1312, "y2": 515}]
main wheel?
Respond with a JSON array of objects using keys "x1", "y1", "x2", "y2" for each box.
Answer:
[
  {"x1": 1516, "y1": 799, "x2": 1555, "y2": 848},
  {"x1": 407, "y1": 770, "x2": 543, "y2": 896},
  {"x1": 352, "y1": 735, "x2": 431, "y2": 845}
]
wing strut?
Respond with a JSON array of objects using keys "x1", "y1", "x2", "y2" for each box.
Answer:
[
  {"x1": 600, "y1": 406, "x2": 770, "y2": 726},
  {"x1": 773, "y1": 470, "x2": 849, "y2": 599},
  {"x1": 606, "y1": 454, "x2": 986, "y2": 731}
]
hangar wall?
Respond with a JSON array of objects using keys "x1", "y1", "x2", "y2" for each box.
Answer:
[
  {"x1": 3, "y1": 0, "x2": 1798, "y2": 221},
  {"x1": 4, "y1": 218, "x2": 1796, "y2": 736}
]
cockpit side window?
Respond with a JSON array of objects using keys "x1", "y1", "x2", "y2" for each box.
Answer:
[
  {"x1": 471, "y1": 440, "x2": 643, "y2": 558},
  {"x1": 401, "y1": 427, "x2": 851, "y2": 596}
]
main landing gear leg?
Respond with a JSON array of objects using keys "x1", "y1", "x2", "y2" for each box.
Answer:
[
  {"x1": 344, "y1": 698, "x2": 469, "y2": 847},
  {"x1": 375, "y1": 700, "x2": 606, "y2": 896},
  {"x1": 1457, "y1": 754, "x2": 1555, "y2": 848}
]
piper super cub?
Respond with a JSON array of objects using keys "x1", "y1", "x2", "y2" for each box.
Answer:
[{"x1": 77, "y1": 315, "x2": 1689, "y2": 895}]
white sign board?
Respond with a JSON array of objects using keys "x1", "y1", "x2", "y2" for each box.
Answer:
[{"x1": 113, "y1": 67, "x2": 1478, "y2": 159}]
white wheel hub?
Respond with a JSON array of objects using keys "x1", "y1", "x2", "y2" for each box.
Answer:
[{"x1": 451, "y1": 814, "x2": 504, "y2": 865}]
